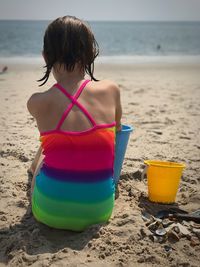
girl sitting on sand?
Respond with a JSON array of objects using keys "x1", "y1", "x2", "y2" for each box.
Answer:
[{"x1": 27, "y1": 16, "x2": 122, "y2": 231}]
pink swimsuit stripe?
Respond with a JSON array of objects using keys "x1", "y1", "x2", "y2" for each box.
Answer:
[
  {"x1": 32, "y1": 80, "x2": 116, "y2": 231},
  {"x1": 55, "y1": 80, "x2": 96, "y2": 129}
]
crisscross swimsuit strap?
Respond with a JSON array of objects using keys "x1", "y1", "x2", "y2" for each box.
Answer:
[{"x1": 54, "y1": 79, "x2": 96, "y2": 130}]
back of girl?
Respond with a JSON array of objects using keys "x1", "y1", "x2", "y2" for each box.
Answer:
[{"x1": 27, "y1": 16, "x2": 122, "y2": 231}]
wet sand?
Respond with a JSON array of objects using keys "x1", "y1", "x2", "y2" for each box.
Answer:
[{"x1": 0, "y1": 61, "x2": 200, "y2": 266}]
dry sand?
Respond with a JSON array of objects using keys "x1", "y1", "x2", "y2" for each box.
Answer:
[{"x1": 0, "y1": 61, "x2": 200, "y2": 267}]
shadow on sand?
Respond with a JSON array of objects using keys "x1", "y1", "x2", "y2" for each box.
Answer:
[
  {"x1": 0, "y1": 172, "x2": 106, "y2": 265},
  {"x1": 138, "y1": 193, "x2": 180, "y2": 216}
]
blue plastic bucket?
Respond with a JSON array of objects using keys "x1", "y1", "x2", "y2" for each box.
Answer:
[{"x1": 113, "y1": 124, "x2": 133, "y2": 184}]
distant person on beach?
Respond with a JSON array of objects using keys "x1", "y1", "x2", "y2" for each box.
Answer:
[
  {"x1": 27, "y1": 16, "x2": 122, "y2": 231},
  {"x1": 156, "y1": 44, "x2": 161, "y2": 51},
  {"x1": 0, "y1": 66, "x2": 8, "y2": 74}
]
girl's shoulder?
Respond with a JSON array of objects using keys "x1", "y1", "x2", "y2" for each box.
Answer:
[
  {"x1": 90, "y1": 79, "x2": 119, "y2": 87},
  {"x1": 88, "y1": 79, "x2": 120, "y2": 97},
  {"x1": 27, "y1": 86, "x2": 54, "y2": 118}
]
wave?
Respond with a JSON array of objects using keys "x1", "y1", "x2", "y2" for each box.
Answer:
[{"x1": 1, "y1": 55, "x2": 200, "y2": 65}]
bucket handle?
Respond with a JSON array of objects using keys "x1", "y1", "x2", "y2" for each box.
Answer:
[{"x1": 141, "y1": 165, "x2": 148, "y2": 180}]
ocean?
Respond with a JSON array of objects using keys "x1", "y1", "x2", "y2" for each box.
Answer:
[{"x1": 0, "y1": 20, "x2": 200, "y2": 63}]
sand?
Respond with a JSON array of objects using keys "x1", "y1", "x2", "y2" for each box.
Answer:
[{"x1": 0, "y1": 60, "x2": 200, "y2": 267}]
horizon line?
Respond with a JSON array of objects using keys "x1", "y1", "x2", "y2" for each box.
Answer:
[{"x1": 0, "y1": 19, "x2": 200, "y2": 22}]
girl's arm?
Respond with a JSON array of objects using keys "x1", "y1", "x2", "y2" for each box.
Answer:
[
  {"x1": 115, "y1": 85, "x2": 122, "y2": 132},
  {"x1": 29, "y1": 145, "x2": 43, "y2": 176}
]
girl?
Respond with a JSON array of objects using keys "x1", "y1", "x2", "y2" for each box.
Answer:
[{"x1": 27, "y1": 16, "x2": 122, "y2": 231}]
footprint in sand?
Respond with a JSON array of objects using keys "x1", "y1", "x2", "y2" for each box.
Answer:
[
  {"x1": 129, "y1": 102, "x2": 139, "y2": 106},
  {"x1": 0, "y1": 149, "x2": 29, "y2": 162},
  {"x1": 152, "y1": 131, "x2": 163, "y2": 135},
  {"x1": 179, "y1": 136, "x2": 191, "y2": 140},
  {"x1": 134, "y1": 89, "x2": 145, "y2": 94}
]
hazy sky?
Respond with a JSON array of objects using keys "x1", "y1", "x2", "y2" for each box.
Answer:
[{"x1": 0, "y1": 0, "x2": 200, "y2": 21}]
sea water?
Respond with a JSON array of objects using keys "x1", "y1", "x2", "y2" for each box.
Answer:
[{"x1": 0, "y1": 20, "x2": 200, "y2": 63}]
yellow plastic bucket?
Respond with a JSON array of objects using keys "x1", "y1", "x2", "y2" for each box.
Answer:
[{"x1": 144, "y1": 160, "x2": 186, "y2": 203}]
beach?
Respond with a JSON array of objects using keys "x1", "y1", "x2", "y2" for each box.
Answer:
[{"x1": 0, "y1": 60, "x2": 200, "y2": 266}]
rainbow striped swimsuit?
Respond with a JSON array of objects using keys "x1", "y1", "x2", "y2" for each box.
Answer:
[{"x1": 32, "y1": 80, "x2": 116, "y2": 231}]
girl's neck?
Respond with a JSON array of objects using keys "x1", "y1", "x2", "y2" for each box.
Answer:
[{"x1": 53, "y1": 63, "x2": 86, "y2": 90}]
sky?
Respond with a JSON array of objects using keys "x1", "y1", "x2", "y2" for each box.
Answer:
[{"x1": 0, "y1": 0, "x2": 200, "y2": 21}]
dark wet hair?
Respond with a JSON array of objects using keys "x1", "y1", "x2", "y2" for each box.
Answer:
[{"x1": 38, "y1": 16, "x2": 99, "y2": 86}]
